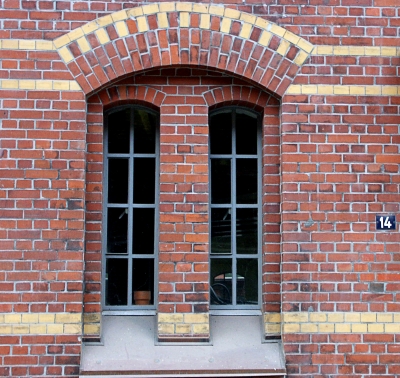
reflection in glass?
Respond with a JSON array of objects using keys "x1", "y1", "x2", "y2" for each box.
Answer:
[
  {"x1": 132, "y1": 209, "x2": 154, "y2": 254},
  {"x1": 211, "y1": 208, "x2": 231, "y2": 254},
  {"x1": 106, "y1": 259, "x2": 128, "y2": 305},
  {"x1": 134, "y1": 109, "x2": 156, "y2": 153},
  {"x1": 107, "y1": 208, "x2": 128, "y2": 253},
  {"x1": 210, "y1": 259, "x2": 232, "y2": 305},
  {"x1": 133, "y1": 158, "x2": 155, "y2": 204},
  {"x1": 236, "y1": 159, "x2": 257, "y2": 204},
  {"x1": 237, "y1": 259, "x2": 258, "y2": 305},
  {"x1": 211, "y1": 159, "x2": 231, "y2": 204},
  {"x1": 108, "y1": 109, "x2": 130, "y2": 154},
  {"x1": 236, "y1": 208, "x2": 258, "y2": 254},
  {"x1": 132, "y1": 259, "x2": 154, "y2": 305},
  {"x1": 209, "y1": 111, "x2": 232, "y2": 154},
  {"x1": 108, "y1": 159, "x2": 129, "y2": 204},
  {"x1": 236, "y1": 111, "x2": 258, "y2": 155}
]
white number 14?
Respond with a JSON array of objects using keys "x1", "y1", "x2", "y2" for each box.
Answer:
[{"x1": 379, "y1": 216, "x2": 392, "y2": 229}]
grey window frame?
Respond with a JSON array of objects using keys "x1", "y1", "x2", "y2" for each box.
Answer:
[
  {"x1": 209, "y1": 107, "x2": 263, "y2": 311},
  {"x1": 102, "y1": 105, "x2": 159, "y2": 313}
]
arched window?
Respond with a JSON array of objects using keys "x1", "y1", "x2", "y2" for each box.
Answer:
[
  {"x1": 103, "y1": 106, "x2": 159, "y2": 310},
  {"x1": 209, "y1": 107, "x2": 262, "y2": 310}
]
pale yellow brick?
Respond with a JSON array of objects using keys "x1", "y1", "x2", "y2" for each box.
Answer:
[
  {"x1": 58, "y1": 46, "x2": 74, "y2": 63},
  {"x1": 335, "y1": 323, "x2": 351, "y2": 333},
  {"x1": 53, "y1": 81, "x2": 70, "y2": 90},
  {"x1": 265, "y1": 324, "x2": 281, "y2": 334},
  {"x1": 200, "y1": 14, "x2": 210, "y2": 29},
  {"x1": 82, "y1": 21, "x2": 99, "y2": 35},
  {"x1": 264, "y1": 313, "x2": 281, "y2": 323},
  {"x1": 352, "y1": 323, "x2": 367, "y2": 333},
  {"x1": 348, "y1": 46, "x2": 365, "y2": 55},
  {"x1": 220, "y1": 18, "x2": 232, "y2": 34},
  {"x1": 284, "y1": 31, "x2": 300, "y2": 45},
  {"x1": 333, "y1": 46, "x2": 349, "y2": 55},
  {"x1": 269, "y1": 23, "x2": 286, "y2": 37},
  {"x1": 276, "y1": 40, "x2": 290, "y2": 56},
  {"x1": 39, "y1": 313, "x2": 55, "y2": 323},
  {"x1": 53, "y1": 34, "x2": 71, "y2": 49},
  {"x1": 4, "y1": 314, "x2": 21, "y2": 323},
  {"x1": 283, "y1": 323, "x2": 300, "y2": 333},
  {"x1": 95, "y1": 28, "x2": 110, "y2": 45},
  {"x1": 333, "y1": 85, "x2": 350, "y2": 95},
  {"x1": 394, "y1": 314, "x2": 400, "y2": 322},
  {"x1": 19, "y1": 39, "x2": 36, "y2": 50},
  {"x1": 19, "y1": 80, "x2": 36, "y2": 89},
  {"x1": 240, "y1": 13, "x2": 256, "y2": 24},
  {"x1": 77, "y1": 37, "x2": 91, "y2": 53},
  {"x1": 365, "y1": 46, "x2": 380, "y2": 56},
  {"x1": 176, "y1": 2, "x2": 192, "y2": 12},
  {"x1": 255, "y1": 17, "x2": 269, "y2": 30},
  {"x1": 136, "y1": 16, "x2": 148, "y2": 32},
  {"x1": 29, "y1": 324, "x2": 47, "y2": 334},
  {"x1": 224, "y1": 8, "x2": 240, "y2": 19},
  {"x1": 55, "y1": 313, "x2": 82, "y2": 324},
  {"x1": 327, "y1": 313, "x2": 344, "y2": 323},
  {"x1": 96, "y1": 15, "x2": 113, "y2": 27},
  {"x1": 83, "y1": 313, "x2": 101, "y2": 323},
  {"x1": 377, "y1": 313, "x2": 393, "y2": 323},
  {"x1": 70, "y1": 81, "x2": 82, "y2": 91},
  {"x1": 158, "y1": 313, "x2": 184, "y2": 323},
  {"x1": 318, "y1": 323, "x2": 335, "y2": 333},
  {"x1": 179, "y1": 12, "x2": 190, "y2": 27},
  {"x1": 193, "y1": 324, "x2": 209, "y2": 334},
  {"x1": 0, "y1": 325, "x2": 12, "y2": 334},
  {"x1": 142, "y1": 4, "x2": 159, "y2": 15},
  {"x1": 259, "y1": 31, "x2": 272, "y2": 47},
  {"x1": 36, "y1": 80, "x2": 53, "y2": 90},
  {"x1": 111, "y1": 9, "x2": 128, "y2": 22},
  {"x1": 157, "y1": 12, "x2": 169, "y2": 28},
  {"x1": 361, "y1": 313, "x2": 377, "y2": 323},
  {"x1": 175, "y1": 324, "x2": 191, "y2": 334},
  {"x1": 368, "y1": 323, "x2": 384, "y2": 333},
  {"x1": 349, "y1": 86, "x2": 366, "y2": 95},
  {"x1": 37, "y1": 40, "x2": 55, "y2": 50},
  {"x1": 302, "y1": 85, "x2": 317, "y2": 94},
  {"x1": 310, "y1": 313, "x2": 327, "y2": 323},
  {"x1": 209, "y1": 5, "x2": 224, "y2": 16},
  {"x1": 159, "y1": 3, "x2": 175, "y2": 12},
  {"x1": 84, "y1": 324, "x2": 101, "y2": 335},
  {"x1": 239, "y1": 23, "x2": 252, "y2": 39},
  {"x1": 294, "y1": 50, "x2": 308, "y2": 66},
  {"x1": 284, "y1": 312, "x2": 309, "y2": 323},
  {"x1": 314, "y1": 45, "x2": 333, "y2": 55},
  {"x1": 365, "y1": 86, "x2": 381, "y2": 95},
  {"x1": 13, "y1": 325, "x2": 29, "y2": 334},
  {"x1": 193, "y1": 3, "x2": 209, "y2": 13},
  {"x1": 127, "y1": 7, "x2": 143, "y2": 17},
  {"x1": 115, "y1": 21, "x2": 129, "y2": 38},
  {"x1": 64, "y1": 324, "x2": 82, "y2": 334},
  {"x1": 2, "y1": 39, "x2": 19, "y2": 49},
  {"x1": 297, "y1": 38, "x2": 314, "y2": 53},
  {"x1": 68, "y1": 27, "x2": 84, "y2": 41},
  {"x1": 382, "y1": 86, "x2": 398, "y2": 95},
  {"x1": 184, "y1": 313, "x2": 209, "y2": 324},
  {"x1": 285, "y1": 84, "x2": 301, "y2": 94},
  {"x1": 385, "y1": 323, "x2": 400, "y2": 333},
  {"x1": 22, "y1": 313, "x2": 39, "y2": 324},
  {"x1": 0, "y1": 314, "x2": 4, "y2": 323},
  {"x1": 381, "y1": 47, "x2": 396, "y2": 56},
  {"x1": 2, "y1": 80, "x2": 19, "y2": 89},
  {"x1": 158, "y1": 323, "x2": 174, "y2": 335},
  {"x1": 47, "y1": 324, "x2": 64, "y2": 334},
  {"x1": 300, "y1": 323, "x2": 318, "y2": 333},
  {"x1": 345, "y1": 313, "x2": 361, "y2": 323}
]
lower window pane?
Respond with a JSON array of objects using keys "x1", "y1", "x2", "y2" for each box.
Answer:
[
  {"x1": 211, "y1": 208, "x2": 231, "y2": 254},
  {"x1": 132, "y1": 259, "x2": 154, "y2": 305},
  {"x1": 237, "y1": 259, "x2": 258, "y2": 305},
  {"x1": 106, "y1": 259, "x2": 128, "y2": 306},
  {"x1": 107, "y1": 208, "x2": 128, "y2": 253},
  {"x1": 132, "y1": 208, "x2": 154, "y2": 254},
  {"x1": 236, "y1": 208, "x2": 258, "y2": 254},
  {"x1": 210, "y1": 259, "x2": 232, "y2": 305}
]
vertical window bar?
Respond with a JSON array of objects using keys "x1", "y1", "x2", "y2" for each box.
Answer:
[{"x1": 231, "y1": 109, "x2": 237, "y2": 306}]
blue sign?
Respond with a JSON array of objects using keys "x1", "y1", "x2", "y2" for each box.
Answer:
[{"x1": 376, "y1": 215, "x2": 396, "y2": 231}]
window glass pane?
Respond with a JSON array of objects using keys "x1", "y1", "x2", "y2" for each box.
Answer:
[
  {"x1": 107, "y1": 208, "x2": 128, "y2": 253},
  {"x1": 133, "y1": 158, "x2": 155, "y2": 204},
  {"x1": 134, "y1": 109, "x2": 156, "y2": 153},
  {"x1": 211, "y1": 159, "x2": 231, "y2": 204},
  {"x1": 236, "y1": 159, "x2": 257, "y2": 204},
  {"x1": 237, "y1": 259, "x2": 258, "y2": 305},
  {"x1": 209, "y1": 111, "x2": 232, "y2": 154},
  {"x1": 108, "y1": 159, "x2": 129, "y2": 204},
  {"x1": 210, "y1": 259, "x2": 232, "y2": 305},
  {"x1": 132, "y1": 259, "x2": 154, "y2": 305},
  {"x1": 211, "y1": 208, "x2": 231, "y2": 254},
  {"x1": 108, "y1": 109, "x2": 130, "y2": 154},
  {"x1": 132, "y1": 208, "x2": 154, "y2": 254},
  {"x1": 106, "y1": 258, "x2": 128, "y2": 306},
  {"x1": 236, "y1": 110, "x2": 258, "y2": 155},
  {"x1": 236, "y1": 208, "x2": 258, "y2": 254}
]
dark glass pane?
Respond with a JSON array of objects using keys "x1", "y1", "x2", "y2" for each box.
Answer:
[
  {"x1": 236, "y1": 208, "x2": 258, "y2": 254},
  {"x1": 236, "y1": 110, "x2": 258, "y2": 155},
  {"x1": 134, "y1": 109, "x2": 156, "y2": 153},
  {"x1": 107, "y1": 208, "x2": 128, "y2": 253},
  {"x1": 106, "y1": 258, "x2": 128, "y2": 306},
  {"x1": 132, "y1": 259, "x2": 154, "y2": 305},
  {"x1": 108, "y1": 109, "x2": 130, "y2": 154},
  {"x1": 236, "y1": 159, "x2": 258, "y2": 204},
  {"x1": 210, "y1": 259, "x2": 232, "y2": 305},
  {"x1": 132, "y1": 208, "x2": 154, "y2": 254},
  {"x1": 210, "y1": 111, "x2": 232, "y2": 154},
  {"x1": 108, "y1": 159, "x2": 129, "y2": 204},
  {"x1": 133, "y1": 158, "x2": 155, "y2": 204},
  {"x1": 237, "y1": 259, "x2": 258, "y2": 305},
  {"x1": 211, "y1": 159, "x2": 231, "y2": 204},
  {"x1": 211, "y1": 208, "x2": 231, "y2": 254}
]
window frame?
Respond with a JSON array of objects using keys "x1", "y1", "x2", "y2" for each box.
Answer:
[
  {"x1": 209, "y1": 106, "x2": 263, "y2": 312},
  {"x1": 102, "y1": 104, "x2": 159, "y2": 314}
]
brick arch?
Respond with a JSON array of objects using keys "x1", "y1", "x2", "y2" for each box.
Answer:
[{"x1": 55, "y1": 2, "x2": 314, "y2": 97}]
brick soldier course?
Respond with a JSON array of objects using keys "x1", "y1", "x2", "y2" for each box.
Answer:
[{"x1": 0, "y1": 1, "x2": 399, "y2": 377}]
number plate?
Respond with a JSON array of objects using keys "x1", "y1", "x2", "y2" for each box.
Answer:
[{"x1": 376, "y1": 215, "x2": 396, "y2": 231}]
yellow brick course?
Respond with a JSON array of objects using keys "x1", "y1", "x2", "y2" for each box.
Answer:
[
  {"x1": 158, "y1": 313, "x2": 209, "y2": 336},
  {"x1": 286, "y1": 84, "x2": 400, "y2": 96}
]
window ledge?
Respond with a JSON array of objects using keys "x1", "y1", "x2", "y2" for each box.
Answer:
[{"x1": 80, "y1": 315, "x2": 286, "y2": 377}]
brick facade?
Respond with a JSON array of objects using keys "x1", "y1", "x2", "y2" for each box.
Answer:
[{"x1": 0, "y1": 1, "x2": 399, "y2": 377}]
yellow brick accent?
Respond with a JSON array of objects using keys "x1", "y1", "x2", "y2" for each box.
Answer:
[
  {"x1": 327, "y1": 313, "x2": 344, "y2": 323},
  {"x1": 158, "y1": 323, "x2": 174, "y2": 334},
  {"x1": 259, "y1": 31, "x2": 272, "y2": 47},
  {"x1": 366, "y1": 86, "x2": 381, "y2": 95},
  {"x1": 284, "y1": 312, "x2": 309, "y2": 323},
  {"x1": 95, "y1": 28, "x2": 110, "y2": 45},
  {"x1": 176, "y1": 324, "x2": 191, "y2": 334},
  {"x1": 96, "y1": 15, "x2": 113, "y2": 27},
  {"x1": 77, "y1": 36, "x2": 91, "y2": 53},
  {"x1": 111, "y1": 9, "x2": 128, "y2": 21},
  {"x1": 193, "y1": 323, "x2": 209, "y2": 334},
  {"x1": 368, "y1": 323, "x2": 384, "y2": 333},
  {"x1": 53, "y1": 34, "x2": 71, "y2": 48},
  {"x1": 239, "y1": 22, "x2": 252, "y2": 39},
  {"x1": 333, "y1": 85, "x2": 350, "y2": 95},
  {"x1": 350, "y1": 86, "x2": 366, "y2": 95},
  {"x1": 180, "y1": 12, "x2": 190, "y2": 27},
  {"x1": 285, "y1": 84, "x2": 400, "y2": 96},
  {"x1": 301, "y1": 323, "x2": 318, "y2": 333},
  {"x1": 127, "y1": 7, "x2": 144, "y2": 17},
  {"x1": 68, "y1": 27, "x2": 85, "y2": 42},
  {"x1": 345, "y1": 313, "x2": 361, "y2": 323},
  {"x1": 319, "y1": 323, "x2": 335, "y2": 333},
  {"x1": 284, "y1": 31, "x2": 300, "y2": 45},
  {"x1": 193, "y1": 3, "x2": 209, "y2": 13},
  {"x1": 19, "y1": 80, "x2": 35, "y2": 89},
  {"x1": 365, "y1": 46, "x2": 381, "y2": 55},
  {"x1": 200, "y1": 14, "x2": 211, "y2": 29},
  {"x1": 183, "y1": 313, "x2": 209, "y2": 324},
  {"x1": 30, "y1": 324, "x2": 47, "y2": 334},
  {"x1": 265, "y1": 312, "x2": 281, "y2": 323},
  {"x1": 294, "y1": 50, "x2": 308, "y2": 66},
  {"x1": 209, "y1": 5, "x2": 224, "y2": 16},
  {"x1": 39, "y1": 313, "x2": 55, "y2": 323},
  {"x1": 385, "y1": 324, "x2": 400, "y2": 333},
  {"x1": 255, "y1": 17, "x2": 269, "y2": 29},
  {"x1": 47, "y1": 324, "x2": 64, "y2": 334},
  {"x1": 0, "y1": 326, "x2": 12, "y2": 334},
  {"x1": 64, "y1": 324, "x2": 82, "y2": 334},
  {"x1": 115, "y1": 21, "x2": 129, "y2": 37},
  {"x1": 382, "y1": 86, "x2": 398, "y2": 95},
  {"x1": 13, "y1": 325, "x2": 29, "y2": 334},
  {"x1": 136, "y1": 16, "x2": 149, "y2": 32},
  {"x1": 159, "y1": 2, "x2": 175, "y2": 12},
  {"x1": 55, "y1": 313, "x2": 82, "y2": 323},
  {"x1": 157, "y1": 12, "x2": 169, "y2": 28},
  {"x1": 4, "y1": 314, "x2": 21, "y2": 323},
  {"x1": 21, "y1": 314, "x2": 39, "y2": 323},
  {"x1": 297, "y1": 39, "x2": 314, "y2": 53},
  {"x1": 240, "y1": 13, "x2": 256, "y2": 24},
  {"x1": 335, "y1": 323, "x2": 351, "y2": 333},
  {"x1": 276, "y1": 39, "x2": 290, "y2": 56},
  {"x1": 82, "y1": 21, "x2": 99, "y2": 35},
  {"x1": 53, "y1": 80, "x2": 71, "y2": 90},
  {"x1": 333, "y1": 46, "x2": 349, "y2": 55},
  {"x1": 377, "y1": 313, "x2": 393, "y2": 323},
  {"x1": 158, "y1": 313, "x2": 184, "y2": 323},
  {"x1": 302, "y1": 85, "x2": 318, "y2": 94},
  {"x1": 310, "y1": 313, "x2": 327, "y2": 323},
  {"x1": 142, "y1": 4, "x2": 159, "y2": 15},
  {"x1": 84, "y1": 324, "x2": 101, "y2": 335},
  {"x1": 84, "y1": 313, "x2": 101, "y2": 323},
  {"x1": 220, "y1": 18, "x2": 232, "y2": 34},
  {"x1": 58, "y1": 46, "x2": 74, "y2": 63},
  {"x1": 270, "y1": 23, "x2": 286, "y2": 37},
  {"x1": 36, "y1": 40, "x2": 55, "y2": 50},
  {"x1": 19, "y1": 39, "x2": 36, "y2": 50},
  {"x1": 361, "y1": 313, "x2": 377, "y2": 323},
  {"x1": 283, "y1": 323, "x2": 301, "y2": 333},
  {"x1": 224, "y1": 8, "x2": 240, "y2": 19},
  {"x1": 176, "y1": 2, "x2": 192, "y2": 12},
  {"x1": 2, "y1": 39, "x2": 18, "y2": 49}
]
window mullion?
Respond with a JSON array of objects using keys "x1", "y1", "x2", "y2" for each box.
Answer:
[{"x1": 231, "y1": 109, "x2": 237, "y2": 306}]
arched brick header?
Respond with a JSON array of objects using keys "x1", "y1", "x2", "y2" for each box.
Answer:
[{"x1": 54, "y1": 2, "x2": 314, "y2": 97}]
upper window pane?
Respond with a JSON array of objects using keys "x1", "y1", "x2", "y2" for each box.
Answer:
[
  {"x1": 108, "y1": 158, "x2": 129, "y2": 204},
  {"x1": 211, "y1": 159, "x2": 231, "y2": 204},
  {"x1": 133, "y1": 158, "x2": 155, "y2": 204},
  {"x1": 236, "y1": 110, "x2": 258, "y2": 155},
  {"x1": 209, "y1": 111, "x2": 232, "y2": 155},
  {"x1": 133, "y1": 109, "x2": 156, "y2": 154},
  {"x1": 108, "y1": 109, "x2": 130, "y2": 154}
]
